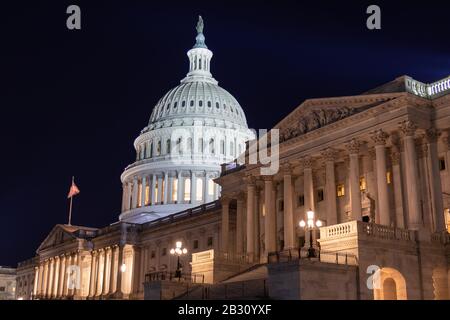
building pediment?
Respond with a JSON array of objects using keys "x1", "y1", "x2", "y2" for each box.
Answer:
[
  {"x1": 276, "y1": 93, "x2": 404, "y2": 143},
  {"x1": 36, "y1": 224, "x2": 98, "y2": 253}
]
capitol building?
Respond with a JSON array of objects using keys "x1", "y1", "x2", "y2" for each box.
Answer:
[{"x1": 16, "y1": 17, "x2": 450, "y2": 300}]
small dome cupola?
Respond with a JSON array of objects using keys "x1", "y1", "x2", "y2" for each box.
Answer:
[{"x1": 182, "y1": 16, "x2": 217, "y2": 85}]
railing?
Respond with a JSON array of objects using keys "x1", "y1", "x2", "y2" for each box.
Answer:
[
  {"x1": 267, "y1": 248, "x2": 358, "y2": 266},
  {"x1": 320, "y1": 221, "x2": 416, "y2": 242},
  {"x1": 145, "y1": 271, "x2": 205, "y2": 284},
  {"x1": 405, "y1": 75, "x2": 450, "y2": 99}
]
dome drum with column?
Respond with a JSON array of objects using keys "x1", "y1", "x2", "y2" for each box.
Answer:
[{"x1": 119, "y1": 16, "x2": 254, "y2": 224}]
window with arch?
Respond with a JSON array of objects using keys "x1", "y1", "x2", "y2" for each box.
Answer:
[
  {"x1": 207, "y1": 101, "x2": 211, "y2": 108},
  {"x1": 156, "y1": 141, "x2": 161, "y2": 155},
  {"x1": 209, "y1": 138, "x2": 215, "y2": 154},
  {"x1": 166, "y1": 103, "x2": 170, "y2": 112},
  {"x1": 176, "y1": 137, "x2": 182, "y2": 153},
  {"x1": 166, "y1": 139, "x2": 171, "y2": 154},
  {"x1": 199, "y1": 100, "x2": 203, "y2": 107},
  {"x1": 220, "y1": 140, "x2": 225, "y2": 155},
  {"x1": 198, "y1": 138, "x2": 204, "y2": 153},
  {"x1": 216, "y1": 102, "x2": 219, "y2": 109},
  {"x1": 230, "y1": 107, "x2": 234, "y2": 113},
  {"x1": 174, "y1": 101, "x2": 178, "y2": 109},
  {"x1": 190, "y1": 100, "x2": 194, "y2": 107},
  {"x1": 184, "y1": 178, "x2": 191, "y2": 202},
  {"x1": 182, "y1": 101, "x2": 186, "y2": 107},
  {"x1": 196, "y1": 178, "x2": 203, "y2": 201},
  {"x1": 199, "y1": 58, "x2": 202, "y2": 70},
  {"x1": 223, "y1": 104, "x2": 227, "y2": 110}
]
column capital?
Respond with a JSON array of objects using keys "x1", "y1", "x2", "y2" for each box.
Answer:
[
  {"x1": 261, "y1": 175, "x2": 273, "y2": 182},
  {"x1": 243, "y1": 173, "x2": 256, "y2": 186},
  {"x1": 370, "y1": 129, "x2": 389, "y2": 146},
  {"x1": 320, "y1": 148, "x2": 338, "y2": 162},
  {"x1": 399, "y1": 120, "x2": 417, "y2": 137},
  {"x1": 220, "y1": 196, "x2": 231, "y2": 205},
  {"x1": 345, "y1": 138, "x2": 362, "y2": 154},
  {"x1": 301, "y1": 156, "x2": 313, "y2": 169},
  {"x1": 417, "y1": 142, "x2": 428, "y2": 159},
  {"x1": 281, "y1": 162, "x2": 293, "y2": 175},
  {"x1": 425, "y1": 128, "x2": 440, "y2": 143}
]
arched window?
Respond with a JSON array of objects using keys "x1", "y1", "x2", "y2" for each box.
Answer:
[
  {"x1": 199, "y1": 100, "x2": 203, "y2": 107},
  {"x1": 177, "y1": 137, "x2": 182, "y2": 153},
  {"x1": 196, "y1": 178, "x2": 203, "y2": 201},
  {"x1": 182, "y1": 101, "x2": 186, "y2": 107},
  {"x1": 166, "y1": 139, "x2": 171, "y2": 154},
  {"x1": 220, "y1": 140, "x2": 225, "y2": 155},
  {"x1": 184, "y1": 178, "x2": 191, "y2": 202},
  {"x1": 157, "y1": 141, "x2": 161, "y2": 156},
  {"x1": 223, "y1": 104, "x2": 227, "y2": 110},
  {"x1": 199, "y1": 58, "x2": 202, "y2": 70},
  {"x1": 198, "y1": 138, "x2": 204, "y2": 153},
  {"x1": 216, "y1": 102, "x2": 219, "y2": 109},
  {"x1": 207, "y1": 101, "x2": 211, "y2": 108},
  {"x1": 190, "y1": 100, "x2": 194, "y2": 107},
  {"x1": 209, "y1": 138, "x2": 215, "y2": 154},
  {"x1": 187, "y1": 137, "x2": 192, "y2": 153}
]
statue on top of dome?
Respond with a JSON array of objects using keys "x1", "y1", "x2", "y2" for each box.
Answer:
[{"x1": 196, "y1": 16, "x2": 204, "y2": 34}]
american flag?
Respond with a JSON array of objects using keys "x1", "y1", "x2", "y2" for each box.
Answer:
[{"x1": 67, "y1": 178, "x2": 80, "y2": 198}]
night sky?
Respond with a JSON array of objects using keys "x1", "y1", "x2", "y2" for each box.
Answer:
[{"x1": 1, "y1": 0, "x2": 449, "y2": 267}]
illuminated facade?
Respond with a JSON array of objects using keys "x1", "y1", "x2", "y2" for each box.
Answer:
[{"x1": 26, "y1": 18, "x2": 450, "y2": 300}]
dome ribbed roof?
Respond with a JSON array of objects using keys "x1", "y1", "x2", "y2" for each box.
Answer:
[{"x1": 148, "y1": 81, "x2": 248, "y2": 127}]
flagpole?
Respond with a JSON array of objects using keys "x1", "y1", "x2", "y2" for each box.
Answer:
[{"x1": 68, "y1": 176, "x2": 74, "y2": 226}]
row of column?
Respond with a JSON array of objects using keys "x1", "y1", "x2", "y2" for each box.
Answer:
[
  {"x1": 122, "y1": 171, "x2": 219, "y2": 212},
  {"x1": 33, "y1": 245, "x2": 126, "y2": 299},
  {"x1": 219, "y1": 121, "x2": 447, "y2": 262}
]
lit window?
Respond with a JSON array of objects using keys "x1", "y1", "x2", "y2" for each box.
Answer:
[
  {"x1": 172, "y1": 178, "x2": 178, "y2": 202},
  {"x1": 160, "y1": 179, "x2": 165, "y2": 203},
  {"x1": 196, "y1": 178, "x2": 203, "y2": 201},
  {"x1": 145, "y1": 185, "x2": 150, "y2": 205},
  {"x1": 262, "y1": 204, "x2": 266, "y2": 217},
  {"x1": 360, "y1": 177, "x2": 366, "y2": 191},
  {"x1": 137, "y1": 182, "x2": 142, "y2": 207},
  {"x1": 154, "y1": 181, "x2": 159, "y2": 203},
  {"x1": 445, "y1": 208, "x2": 450, "y2": 233},
  {"x1": 337, "y1": 184, "x2": 345, "y2": 197},
  {"x1": 184, "y1": 178, "x2": 191, "y2": 202},
  {"x1": 208, "y1": 179, "x2": 214, "y2": 196},
  {"x1": 439, "y1": 158, "x2": 446, "y2": 171},
  {"x1": 386, "y1": 171, "x2": 392, "y2": 184}
]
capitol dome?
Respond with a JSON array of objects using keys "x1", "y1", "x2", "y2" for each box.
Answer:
[{"x1": 119, "y1": 16, "x2": 254, "y2": 224}]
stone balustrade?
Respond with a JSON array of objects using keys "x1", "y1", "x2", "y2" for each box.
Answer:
[
  {"x1": 405, "y1": 75, "x2": 450, "y2": 98},
  {"x1": 320, "y1": 221, "x2": 416, "y2": 242}
]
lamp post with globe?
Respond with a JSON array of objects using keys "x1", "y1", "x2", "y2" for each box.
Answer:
[
  {"x1": 170, "y1": 241, "x2": 188, "y2": 278},
  {"x1": 299, "y1": 209, "x2": 322, "y2": 258}
]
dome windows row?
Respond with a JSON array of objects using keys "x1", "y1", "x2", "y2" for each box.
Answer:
[
  {"x1": 153, "y1": 99, "x2": 242, "y2": 121},
  {"x1": 136, "y1": 137, "x2": 244, "y2": 161}
]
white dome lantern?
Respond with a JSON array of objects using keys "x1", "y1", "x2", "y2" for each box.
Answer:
[{"x1": 119, "y1": 16, "x2": 254, "y2": 224}]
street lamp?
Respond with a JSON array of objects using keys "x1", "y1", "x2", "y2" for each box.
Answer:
[
  {"x1": 170, "y1": 241, "x2": 188, "y2": 278},
  {"x1": 299, "y1": 209, "x2": 322, "y2": 258}
]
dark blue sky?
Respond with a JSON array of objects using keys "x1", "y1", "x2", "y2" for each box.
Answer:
[{"x1": 1, "y1": 0, "x2": 449, "y2": 266}]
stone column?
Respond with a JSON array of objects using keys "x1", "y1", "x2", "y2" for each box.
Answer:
[
  {"x1": 141, "y1": 176, "x2": 147, "y2": 207},
  {"x1": 74, "y1": 252, "x2": 82, "y2": 298},
  {"x1": 43, "y1": 260, "x2": 49, "y2": 297},
  {"x1": 391, "y1": 148, "x2": 405, "y2": 228},
  {"x1": 157, "y1": 176, "x2": 163, "y2": 204},
  {"x1": 131, "y1": 177, "x2": 138, "y2": 209},
  {"x1": 322, "y1": 149, "x2": 338, "y2": 225},
  {"x1": 282, "y1": 165, "x2": 295, "y2": 249},
  {"x1": 221, "y1": 197, "x2": 230, "y2": 254},
  {"x1": 245, "y1": 175, "x2": 256, "y2": 261},
  {"x1": 121, "y1": 183, "x2": 127, "y2": 212},
  {"x1": 52, "y1": 257, "x2": 59, "y2": 297},
  {"x1": 371, "y1": 129, "x2": 391, "y2": 226},
  {"x1": 236, "y1": 193, "x2": 245, "y2": 255},
  {"x1": 109, "y1": 246, "x2": 117, "y2": 295},
  {"x1": 254, "y1": 186, "x2": 261, "y2": 261},
  {"x1": 168, "y1": 175, "x2": 174, "y2": 204},
  {"x1": 126, "y1": 182, "x2": 132, "y2": 211},
  {"x1": 399, "y1": 120, "x2": 422, "y2": 229},
  {"x1": 37, "y1": 264, "x2": 43, "y2": 296},
  {"x1": 204, "y1": 174, "x2": 210, "y2": 203},
  {"x1": 88, "y1": 251, "x2": 96, "y2": 297},
  {"x1": 177, "y1": 172, "x2": 183, "y2": 204},
  {"x1": 115, "y1": 245, "x2": 124, "y2": 297},
  {"x1": 62, "y1": 255, "x2": 69, "y2": 297},
  {"x1": 102, "y1": 249, "x2": 109, "y2": 296},
  {"x1": 263, "y1": 176, "x2": 276, "y2": 255},
  {"x1": 48, "y1": 259, "x2": 54, "y2": 298},
  {"x1": 302, "y1": 157, "x2": 315, "y2": 212},
  {"x1": 151, "y1": 174, "x2": 156, "y2": 205},
  {"x1": 191, "y1": 171, "x2": 197, "y2": 204},
  {"x1": 164, "y1": 172, "x2": 169, "y2": 204},
  {"x1": 426, "y1": 129, "x2": 446, "y2": 232},
  {"x1": 346, "y1": 139, "x2": 362, "y2": 220}
]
